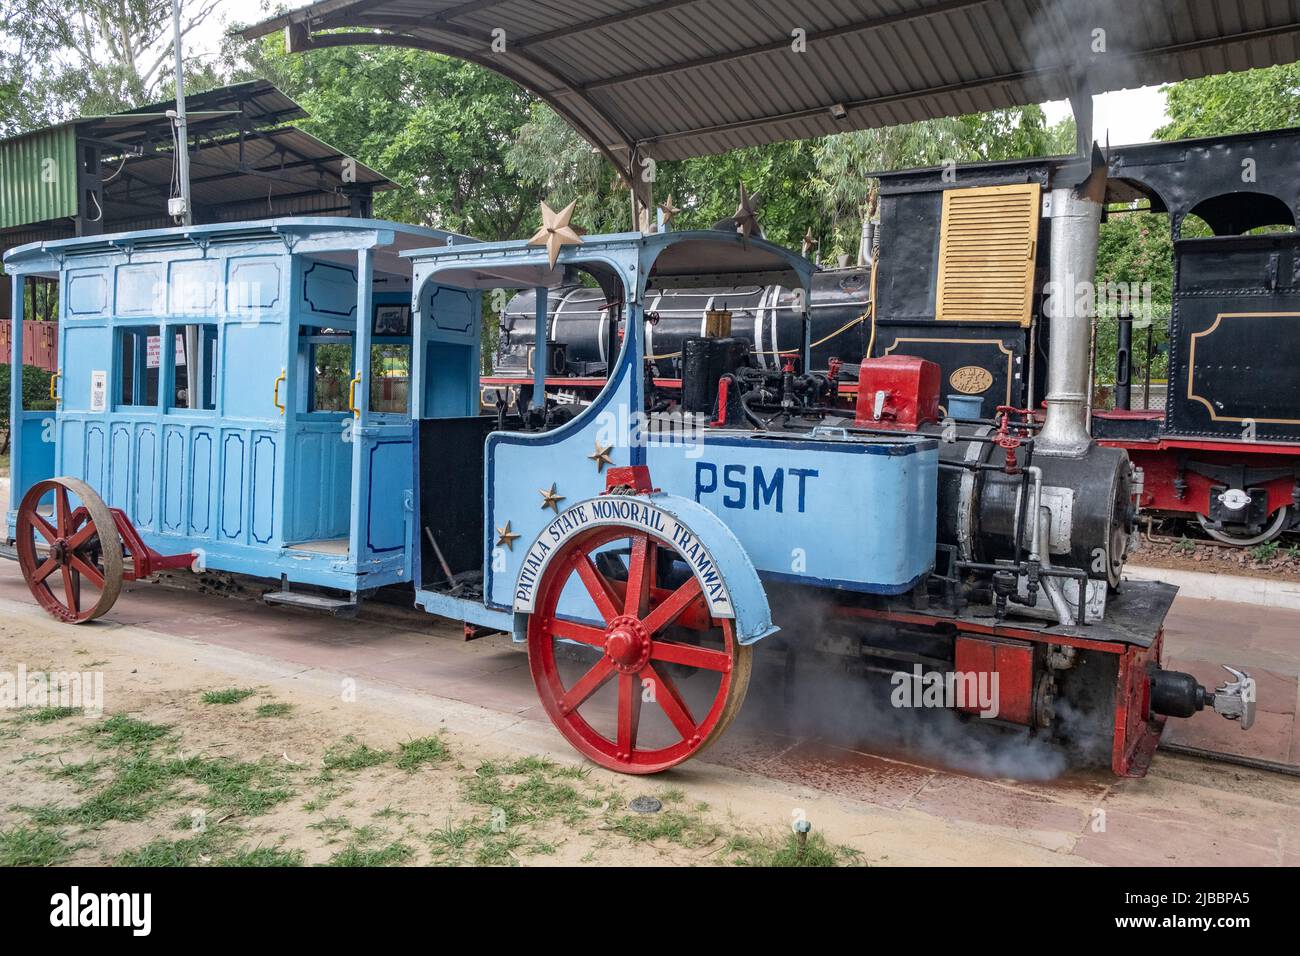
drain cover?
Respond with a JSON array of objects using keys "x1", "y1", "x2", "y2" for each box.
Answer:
[{"x1": 628, "y1": 795, "x2": 663, "y2": 813}]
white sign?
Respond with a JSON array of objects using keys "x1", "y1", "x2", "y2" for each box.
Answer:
[
  {"x1": 145, "y1": 334, "x2": 186, "y2": 369},
  {"x1": 512, "y1": 496, "x2": 733, "y2": 617},
  {"x1": 89, "y1": 370, "x2": 107, "y2": 412}
]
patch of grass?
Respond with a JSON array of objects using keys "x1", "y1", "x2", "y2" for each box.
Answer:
[
  {"x1": 0, "y1": 825, "x2": 76, "y2": 866},
  {"x1": 118, "y1": 829, "x2": 231, "y2": 866},
  {"x1": 307, "y1": 816, "x2": 351, "y2": 835},
  {"x1": 463, "y1": 762, "x2": 587, "y2": 828},
  {"x1": 606, "y1": 808, "x2": 724, "y2": 849},
  {"x1": 395, "y1": 735, "x2": 448, "y2": 771},
  {"x1": 45, "y1": 757, "x2": 108, "y2": 792},
  {"x1": 221, "y1": 845, "x2": 304, "y2": 867},
  {"x1": 1172, "y1": 536, "x2": 1197, "y2": 555},
  {"x1": 90, "y1": 715, "x2": 171, "y2": 749},
  {"x1": 200, "y1": 688, "x2": 256, "y2": 705},
  {"x1": 322, "y1": 737, "x2": 391, "y2": 772},
  {"x1": 17, "y1": 706, "x2": 84, "y2": 724},
  {"x1": 427, "y1": 820, "x2": 475, "y2": 857},
  {"x1": 724, "y1": 831, "x2": 863, "y2": 867},
  {"x1": 327, "y1": 840, "x2": 414, "y2": 867},
  {"x1": 1248, "y1": 540, "x2": 1280, "y2": 562},
  {"x1": 26, "y1": 751, "x2": 294, "y2": 827},
  {"x1": 254, "y1": 702, "x2": 293, "y2": 719},
  {"x1": 657, "y1": 787, "x2": 685, "y2": 804}
]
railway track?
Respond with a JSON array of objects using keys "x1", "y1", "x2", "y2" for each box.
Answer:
[{"x1": 1158, "y1": 742, "x2": 1300, "y2": 779}]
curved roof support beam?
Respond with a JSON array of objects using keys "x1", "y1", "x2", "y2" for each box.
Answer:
[{"x1": 282, "y1": 25, "x2": 649, "y2": 204}]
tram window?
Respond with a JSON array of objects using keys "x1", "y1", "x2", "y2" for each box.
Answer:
[
  {"x1": 167, "y1": 324, "x2": 218, "y2": 411},
  {"x1": 304, "y1": 326, "x2": 354, "y2": 413},
  {"x1": 370, "y1": 344, "x2": 410, "y2": 415},
  {"x1": 117, "y1": 326, "x2": 161, "y2": 408}
]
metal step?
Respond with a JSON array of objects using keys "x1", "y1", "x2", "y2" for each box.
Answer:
[{"x1": 263, "y1": 590, "x2": 359, "y2": 618}]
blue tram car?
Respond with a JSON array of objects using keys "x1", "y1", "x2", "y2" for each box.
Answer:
[{"x1": 4, "y1": 212, "x2": 1255, "y2": 775}]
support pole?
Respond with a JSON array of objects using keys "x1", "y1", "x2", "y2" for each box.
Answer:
[
  {"x1": 170, "y1": 0, "x2": 193, "y2": 225},
  {"x1": 532, "y1": 287, "x2": 547, "y2": 410},
  {"x1": 1115, "y1": 310, "x2": 1132, "y2": 411},
  {"x1": 8, "y1": 276, "x2": 22, "y2": 498},
  {"x1": 347, "y1": 248, "x2": 374, "y2": 562}
]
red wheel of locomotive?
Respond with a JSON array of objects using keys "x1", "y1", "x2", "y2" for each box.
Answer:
[
  {"x1": 15, "y1": 477, "x2": 124, "y2": 624},
  {"x1": 527, "y1": 524, "x2": 752, "y2": 774}
]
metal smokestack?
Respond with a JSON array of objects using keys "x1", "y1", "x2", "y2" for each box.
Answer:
[{"x1": 1036, "y1": 186, "x2": 1101, "y2": 457}]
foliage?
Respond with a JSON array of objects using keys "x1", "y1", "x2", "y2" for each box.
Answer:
[
  {"x1": 0, "y1": 363, "x2": 55, "y2": 429},
  {"x1": 0, "y1": 0, "x2": 224, "y2": 127},
  {"x1": 1156, "y1": 64, "x2": 1300, "y2": 140},
  {"x1": 236, "y1": 35, "x2": 544, "y2": 240}
]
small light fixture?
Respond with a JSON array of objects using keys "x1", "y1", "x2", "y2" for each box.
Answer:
[{"x1": 829, "y1": 102, "x2": 848, "y2": 121}]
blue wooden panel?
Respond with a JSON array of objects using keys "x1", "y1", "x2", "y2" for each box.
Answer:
[
  {"x1": 58, "y1": 420, "x2": 83, "y2": 481},
  {"x1": 65, "y1": 270, "x2": 108, "y2": 316},
  {"x1": 221, "y1": 322, "x2": 283, "y2": 420},
  {"x1": 220, "y1": 432, "x2": 245, "y2": 541},
  {"x1": 190, "y1": 429, "x2": 214, "y2": 536},
  {"x1": 115, "y1": 263, "x2": 165, "y2": 315},
  {"x1": 169, "y1": 259, "x2": 220, "y2": 315},
  {"x1": 423, "y1": 340, "x2": 474, "y2": 417},
  {"x1": 300, "y1": 260, "x2": 357, "y2": 319},
  {"x1": 366, "y1": 439, "x2": 410, "y2": 553},
  {"x1": 251, "y1": 433, "x2": 277, "y2": 544},
  {"x1": 227, "y1": 257, "x2": 283, "y2": 313},
  {"x1": 288, "y1": 430, "x2": 323, "y2": 540},
  {"x1": 161, "y1": 426, "x2": 185, "y2": 533},
  {"x1": 134, "y1": 425, "x2": 156, "y2": 529},
  {"x1": 108, "y1": 424, "x2": 131, "y2": 509},
  {"x1": 429, "y1": 286, "x2": 474, "y2": 333},
  {"x1": 61, "y1": 326, "x2": 111, "y2": 410},
  {"x1": 83, "y1": 422, "x2": 106, "y2": 492},
  {"x1": 16, "y1": 413, "x2": 56, "y2": 501}
]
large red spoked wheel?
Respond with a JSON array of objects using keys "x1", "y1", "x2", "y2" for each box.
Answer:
[
  {"x1": 527, "y1": 524, "x2": 751, "y2": 774},
  {"x1": 16, "y1": 477, "x2": 124, "y2": 624}
]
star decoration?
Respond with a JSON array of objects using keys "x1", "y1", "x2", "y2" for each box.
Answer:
[
  {"x1": 527, "y1": 199, "x2": 584, "y2": 268},
  {"x1": 495, "y1": 521, "x2": 520, "y2": 550},
  {"x1": 657, "y1": 194, "x2": 682, "y2": 227},
  {"x1": 588, "y1": 441, "x2": 614, "y2": 472},
  {"x1": 539, "y1": 483, "x2": 566, "y2": 513},
  {"x1": 731, "y1": 182, "x2": 761, "y2": 242},
  {"x1": 801, "y1": 227, "x2": 819, "y2": 258}
]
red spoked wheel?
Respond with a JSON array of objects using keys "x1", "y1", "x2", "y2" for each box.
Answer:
[
  {"x1": 15, "y1": 477, "x2": 124, "y2": 624},
  {"x1": 527, "y1": 524, "x2": 751, "y2": 774}
]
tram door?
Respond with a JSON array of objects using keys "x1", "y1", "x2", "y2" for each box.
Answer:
[{"x1": 287, "y1": 254, "x2": 416, "y2": 583}]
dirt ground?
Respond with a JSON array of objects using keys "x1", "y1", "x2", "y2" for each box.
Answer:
[
  {"x1": 2, "y1": 590, "x2": 1297, "y2": 867},
  {"x1": 0, "y1": 606, "x2": 875, "y2": 867}
]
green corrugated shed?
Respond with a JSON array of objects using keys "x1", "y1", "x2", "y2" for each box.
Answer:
[{"x1": 0, "y1": 125, "x2": 78, "y2": 230}]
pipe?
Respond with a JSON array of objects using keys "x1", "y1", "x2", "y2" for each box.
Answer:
[{"x1": 1037, "y1": 187, "x2": 1102, "y2": 457}]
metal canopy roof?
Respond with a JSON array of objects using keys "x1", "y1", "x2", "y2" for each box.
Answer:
[
  {"x1": 0, "y1": 81, "x2": 394, "y2": 252},
  {"x1": 240, "y1": 0, "x2": 1300, "y2": 180}
]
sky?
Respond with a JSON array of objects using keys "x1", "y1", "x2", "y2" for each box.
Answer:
[{"x1": 208, "y1": 0, "x2": 1171, "y2": 146}]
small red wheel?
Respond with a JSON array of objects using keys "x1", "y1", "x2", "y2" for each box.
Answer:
[
  {"x1": 527, "y1": 523, "x2": 751, "y2": 774},
  {"x1": 16, "y1": 477, "x2": 124, "y2": 624}
]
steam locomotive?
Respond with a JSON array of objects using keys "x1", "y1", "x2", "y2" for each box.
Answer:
[{"x1": 490, "y1": 128, "x2": 1300, "y2": 549}]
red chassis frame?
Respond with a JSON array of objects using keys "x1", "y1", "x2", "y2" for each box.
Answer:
[{"x1": 834, "y1": 605, "x2": 1166, "y2": 777}]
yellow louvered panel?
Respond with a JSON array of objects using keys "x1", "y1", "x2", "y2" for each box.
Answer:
[{"x1": 935, "y1": 183, "x2": 1040, "y2": 327}]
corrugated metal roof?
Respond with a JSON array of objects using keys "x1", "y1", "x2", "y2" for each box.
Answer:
[
  {"x1": 238, "y1": 0, "x2": 1300, "y2": 174},
  {"x1": 0, "y1": 126, "x2": 77, "y2": 230}
]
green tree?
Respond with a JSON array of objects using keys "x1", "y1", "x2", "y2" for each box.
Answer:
[
  {"x1": 0, "y1": 0, "x2": 224, "y2": 125},
  {"x1": 236, "y1": 35, "x2": 545, "y2": 240},
  {"x1": 1156, "y1": 63, "x2": 1300, "y2": 140}
]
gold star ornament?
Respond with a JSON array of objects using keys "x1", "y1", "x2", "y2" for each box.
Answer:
[
  {"x1": 539, "y1": 483, "x2": 566, "y2": 513},
  {"x1": 528, "y1": 200, "x2": 584, "y2": 268},
  {"x1": 732, "y1": 182, "x2": 761, "y2": 241},
  {"x1": 657, "y1": 194, "x2": 682, "y2": 227},
  {"x1": 495, "y1": 521, "x2": 520, "y2": 550},
  {"x1": 801, "y1": 227, "x2": 819, "y2": 258},
  {"x1": 588, "y1": 441, "x2": 614, "y2": 472}
]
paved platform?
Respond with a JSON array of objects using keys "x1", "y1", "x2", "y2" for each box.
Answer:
[{"x1": 0, "y1": 555, "x2": 1296, "y2": 865}]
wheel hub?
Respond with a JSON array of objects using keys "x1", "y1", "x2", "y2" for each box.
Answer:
[{"x1": 604, "y1": 615, "x2": 650, "y2": 672}]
